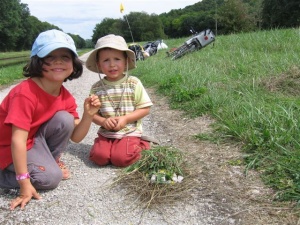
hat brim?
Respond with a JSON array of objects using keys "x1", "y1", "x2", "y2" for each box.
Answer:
[
  {"x1": 85, "y1": 47, "x2": 136, "y2": 73},
  {"x1": 36, "y1": 42, "x2": 78, "y2": 58}
]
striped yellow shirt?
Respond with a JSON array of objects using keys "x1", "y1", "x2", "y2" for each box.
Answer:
[{"x1": 90, "y1": 75, "x2": 153, "y2": 139}]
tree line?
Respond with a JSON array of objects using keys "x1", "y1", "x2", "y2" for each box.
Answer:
[
  {"x1": 97, "y1": 0, "x2": 299, "y2": 43},
  {"x1": 1, "y1": 0, "x2": 299, "y2": 52},
  {"x1": 0, "y1": 0, "x2": 86, "y2": 52}
]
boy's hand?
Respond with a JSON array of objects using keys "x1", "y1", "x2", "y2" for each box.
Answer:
[
  {"x1": 113, "y1": 116, "x2": 127, "y2": 131},
  {"x1": 103, "y1": 117, "x2": 118, "y2": 130}
]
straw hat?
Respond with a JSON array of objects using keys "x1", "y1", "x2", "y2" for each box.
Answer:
[{"x1": 85, "y1": 34, "x2": 136, "y2": 73}]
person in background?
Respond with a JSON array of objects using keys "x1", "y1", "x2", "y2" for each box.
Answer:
[
  {"x1": 0, "y1": 29, "x2": 101, "y2": 210},
  {"x1": 85, "y1": 34, "x2": 153, "y2": 167}
]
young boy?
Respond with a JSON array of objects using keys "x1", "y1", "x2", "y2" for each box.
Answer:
[{"x1": 85, "y1": 34, "x2": 153, "y2": 167}]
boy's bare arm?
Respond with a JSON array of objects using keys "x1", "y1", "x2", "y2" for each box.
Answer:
[{"x1": 121, "y1": 107, "x2": 150, "y2": 124}]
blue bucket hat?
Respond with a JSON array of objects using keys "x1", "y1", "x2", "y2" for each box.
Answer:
[{"x1": 30, "y1": 29, "x2": 77, "y2": 58}]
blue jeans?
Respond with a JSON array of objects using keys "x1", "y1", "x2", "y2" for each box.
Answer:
[{"x1": 0, "y1": 111, "x2": 74, "y2": 189}]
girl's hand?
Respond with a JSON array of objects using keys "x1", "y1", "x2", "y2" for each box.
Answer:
[
  {"x1": 83, "y1": 94, "x2": 101, "y2": 116},
  {"x1": 10, "y1": 179, "x2": 41, "y2": 210}
]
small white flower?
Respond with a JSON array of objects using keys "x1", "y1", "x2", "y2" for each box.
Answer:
[
  {"x1": 177, "y1": 176, "x2": 184, "y2": 183},
  {"x1": 150, "y1": 174, "x2": 156, "y2": 183},
  {"x1": 172, "y1": 173, "x2": 178, "y2": 182}
]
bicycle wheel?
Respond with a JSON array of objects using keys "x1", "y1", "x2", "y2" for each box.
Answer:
[
  {"x1": 167, "y1": 44, "x2": 186, "y2": 58},
  {"x1": 171, "y1": 45, "x2": 192, "y2": 60},
  {"x1": 172, "y1": 41, "x2": 202, "y2": 60}
]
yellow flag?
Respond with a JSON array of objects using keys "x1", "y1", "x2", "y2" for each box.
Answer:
[{"x1": 120, "y1": 3, "x2": 124, "y2": 13}]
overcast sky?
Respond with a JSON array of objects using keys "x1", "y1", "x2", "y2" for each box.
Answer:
[{"x1": 20, "y1": 0, "x2": 201, "y2": 40}]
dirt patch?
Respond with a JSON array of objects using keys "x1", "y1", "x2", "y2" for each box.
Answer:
[{"x1": 261, "y1": 65, "x2": 300, "y2": 96}]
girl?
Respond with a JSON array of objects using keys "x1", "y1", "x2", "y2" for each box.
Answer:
[{"x1": 0, "y1": 29, "x2": 100, "y2": 210}]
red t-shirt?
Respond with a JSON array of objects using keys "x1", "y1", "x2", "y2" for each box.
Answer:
[{"x1": 0, "y1": 78, "x2": 79, "y2": 169}]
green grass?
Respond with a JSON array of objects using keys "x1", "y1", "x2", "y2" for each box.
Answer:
[
  {"x1": 134, "y1": 28, "x2": 300, "y2": 202},
  {"x1": 1, "y1": 29, "x2": 300, "y2": 202},
  {"x1": 0, "y1": 51, "x2": 30, "y2": 59},
  {"x1": 124, "y1": 146, "x2": 185, "y2": 183},
  {"x1": 0, "y1": 51, "x2": 30, "y2": 67},
  {"x1": 0, "y1": 63, "x2": 25, "y2": 86}
]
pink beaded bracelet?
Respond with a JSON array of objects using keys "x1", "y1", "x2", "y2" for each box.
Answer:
[{"x1": 16, "y1": 173, "x2": 30, "y2": 181}]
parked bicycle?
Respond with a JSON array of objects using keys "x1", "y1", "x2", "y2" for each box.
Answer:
[{"x1": 167, "y1": 28, "x2": 215, "y2": 60}]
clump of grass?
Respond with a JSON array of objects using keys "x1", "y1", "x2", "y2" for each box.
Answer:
[
  {"x1": 112, "y1": 146, "x2": 197, "y2": 208},
  {"x1": 124, "y1": 145, "x2": 184, "y2": 182}
]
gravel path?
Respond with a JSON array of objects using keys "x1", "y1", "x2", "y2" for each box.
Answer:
[{"x1": 0, "y1": 53, "x2": 259, "y2": 225}]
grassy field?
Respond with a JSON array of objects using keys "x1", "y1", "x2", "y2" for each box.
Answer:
[
  {"x1": 134, "y1": 28, "x2": 300, "y2": 203},
  {"x1": 1, "y1": 29, "x2": 300, "y2": 203}
]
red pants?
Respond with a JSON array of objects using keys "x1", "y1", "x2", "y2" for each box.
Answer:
[{"x1": 89, "y1": 135, "x2": 150, "y2": 167}]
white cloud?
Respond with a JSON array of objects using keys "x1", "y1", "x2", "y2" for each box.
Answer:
[{"x1": 21, "y1": 0, "x2": 200, "y2": 39}]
